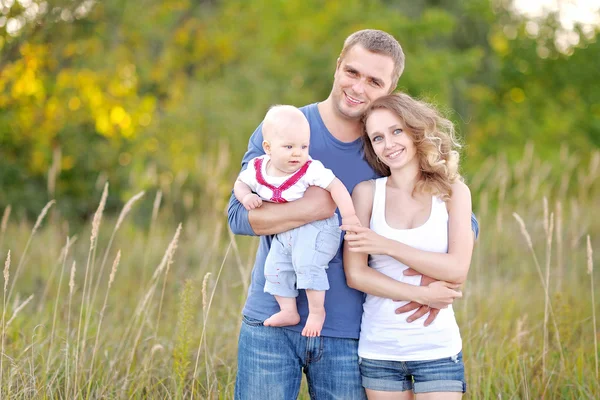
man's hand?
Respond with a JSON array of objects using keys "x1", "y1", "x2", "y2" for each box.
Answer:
[
  {"x1": 395, "y1": 272, "x2": 441, "y2": 326},
  {"x1": 242, "y1": 193, "x2": 263, "y2": 210}
]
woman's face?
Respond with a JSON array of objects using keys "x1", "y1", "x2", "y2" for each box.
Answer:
[{"x1": 365, "y1": 108, "x2": 417, "y2": 171}]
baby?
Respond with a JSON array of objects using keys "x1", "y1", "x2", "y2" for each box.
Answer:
[{"x1": 234, "y1": 105, "x2": 360, "y2": 337}]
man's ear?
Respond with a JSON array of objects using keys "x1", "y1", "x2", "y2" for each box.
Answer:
[
  {"x1": 335, "y1": 57, "x2": 341, "y2": 74},
  {"x1": 262, "y1": 140, "x2": 271, "y2": 154}
]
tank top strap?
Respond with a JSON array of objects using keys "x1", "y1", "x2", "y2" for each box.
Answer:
[
  {"x1": 370, "y1": 177, "x2": 387, "y2": 226},
  {"x1": 429, "y1": 195, "x2": 448, "y2": 220}
]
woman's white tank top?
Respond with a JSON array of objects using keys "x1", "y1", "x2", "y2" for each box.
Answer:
[{"x1": 358, "y1": 177, "x2": 462, "y2": 361}]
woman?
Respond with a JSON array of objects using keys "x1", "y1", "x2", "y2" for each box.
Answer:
[{"x1": 342, "y1": 93, "x2": 474, "y2": 399}]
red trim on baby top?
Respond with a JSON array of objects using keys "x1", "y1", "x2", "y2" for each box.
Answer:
[{"x1": 254, "y1": 157, "x2": 312, "y2": 203}]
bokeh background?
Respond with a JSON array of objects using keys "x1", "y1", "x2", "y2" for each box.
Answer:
[{"x1": 0, "y1": 0, "x2": 599, "y2": 398}]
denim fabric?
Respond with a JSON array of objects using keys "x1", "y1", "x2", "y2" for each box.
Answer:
[
  {"x1": 359, "y1": 352, "x2": 466, "y2": 393},
  {"x1": 264, "y1": 214, "x2": 341, "y2": 298},
  {"x1": 235, "y1": 315, "x2": 366, "y2": 400}
]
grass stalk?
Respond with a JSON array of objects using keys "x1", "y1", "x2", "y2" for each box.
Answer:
[
  {"x1": 192, "y1": 241, "x2": 231, "y2": 397},
  {"x1": 0, "y1": 206, "x2": 11, "y2": 253},
  {"x1": 154, "y1": 223, "x2": 182, "y2": 336},
  {"x1": 7, "y1": 200, "x2": 55, "y2": 301},
  {"x1": 87, "y1": 251, "x2": 121, "y2": 399},
  {"x1": 542, "y1": 198, "x2": 554, "y2": 382},
  {"x1": 5, "y1": 294, "x2": 34, "y2": 328},
  {"x1": 75, "y1": 184, "x2": 108, "y2": 390},
  {"x1": 80, "y1": 184, "x2": 110, "y2": 365},
  {"x1": 555, "y1": 201, "x2": 563, "y2": 292},
  {"x1": 513, "y1": 212, "x2": 565, "y2": 369},
  {"x1": 587, "y1": 236, "x2": 598, "y2": 380},
  {"x1": 1, "y1": 251, "x2": 11, "y2": 395},
  {"x1": 89, "y1": 191, "x2": 145, "y2": 316},
  {"x1": 66, "y1": 261, "x2": 76, "y2": 399},
  {"x1": 45, "y1": 236, "x2": 74, "y2": 375},
  {"x1": 119, "y1": 223, "x2": 182, "y2": 393},
  {"x1": 142, "y1": 190, "x2": 162, "y2": 284}
]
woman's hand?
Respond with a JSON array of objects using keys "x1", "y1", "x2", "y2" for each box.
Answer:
[
  {"x1": 341, "y1": 214, "x2": 362, "y2": 230},
  {"x1": 341, "y1": 225, "x2": 392, "y2": 256},
  {"x1": 422, "y1": 281, "x2": 462, "y2": 309}
]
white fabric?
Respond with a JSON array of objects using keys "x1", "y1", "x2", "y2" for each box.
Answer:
[
  {"x1": 238, "y1": 155, "x2": 336, "y2": 202},
  {"x1": 358, "y1": 177, "x2": 462, "y2": 361}
]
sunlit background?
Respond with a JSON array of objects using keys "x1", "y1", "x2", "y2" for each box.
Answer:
[{"x1": 0, "y1": 1, "x2": 598, "y2": 398}]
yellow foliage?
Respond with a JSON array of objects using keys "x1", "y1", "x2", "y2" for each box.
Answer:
[
  {"x1": 509, "y1": 88, "x2": 526, "y2": 103},
  {"x1": 68, "y1": 97, "x2": 81, "y2": 111},
  {"x1": 96, "y1": 113, "x2": 112, "y2": 137},
  {"x1": 110, "y1": 106, "x2": 127, "y2": 125},
  {"x1": 31, "y1": 150, "x2": 47, "y2": 173},
  {"x1": 489, "y1": 31, "x2": 509, "y2": 56},
  {"x1": 145, "y1": 138, "x2": 159, "y2": 152},
  {"x1": 62, "y1": 155, "x2": 75, "y2": 170},
  {"x1": 139, "y1": 113, "x2": 152, "y2": 127}
]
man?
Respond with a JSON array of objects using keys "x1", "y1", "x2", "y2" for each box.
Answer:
[{"x1": 228, "y1": 29, "x2": 478, "y2": 399}]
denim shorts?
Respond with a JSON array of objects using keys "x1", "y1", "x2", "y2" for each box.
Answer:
[
  {"x1": 359, "y1": 352, "x2": 466, "y2": 393},
  {"x1": 264, "y1": 214, "x2": 341, "y2": 297}
]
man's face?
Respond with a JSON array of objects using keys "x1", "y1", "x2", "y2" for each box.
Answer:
[{"x1": 331, "y1": 45, "x2": 396, "y2": 120}]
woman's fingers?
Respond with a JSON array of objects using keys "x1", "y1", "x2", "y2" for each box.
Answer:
[
  {"x1": 441, "y1": 281, "x2": 462, "y2": 290},
  {"x1": 340, "y1": 225, "x2": 368, "y2": 233}
]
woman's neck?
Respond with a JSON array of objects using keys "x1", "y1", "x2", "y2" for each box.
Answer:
[{"x1": 386, "y1": 162, "x2": 421, "y2": 195}]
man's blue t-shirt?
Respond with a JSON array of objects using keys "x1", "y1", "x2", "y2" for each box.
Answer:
[{"x1": 227, "y1": 103, "x2": 479, "y2": 339}]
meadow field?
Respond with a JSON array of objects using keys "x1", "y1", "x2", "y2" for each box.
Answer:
[{"x1": 0, "y1": 146, "x2": 598, "y2": 399}]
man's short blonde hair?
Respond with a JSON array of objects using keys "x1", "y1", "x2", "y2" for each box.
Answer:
[{"x1": 339, "y1": 29, "x2": 405, "y2": 91}]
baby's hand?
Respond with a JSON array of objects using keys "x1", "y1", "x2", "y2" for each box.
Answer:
[
  {"x1": 242, "y1": 193, "x2": 262, "y2": 210},
  {"x1": 341, "y1": 214, "x2": 362, "y2": 230}
]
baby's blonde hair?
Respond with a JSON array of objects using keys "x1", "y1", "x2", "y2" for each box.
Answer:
[{"x1": 262, "y1": 105, "x2": 309, "y2": 141}]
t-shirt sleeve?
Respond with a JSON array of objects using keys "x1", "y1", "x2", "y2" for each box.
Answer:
[
  {"x1": 305, "y1": 159, "x2": 336, "y2": 189},
  {"x1": 227, "y1": 123, "x2": 266, "y2": 237},
  {"x1": 237, "y1": 158, "x2": 259, "y2": 192}
]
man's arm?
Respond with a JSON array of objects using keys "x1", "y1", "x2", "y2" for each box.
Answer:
[{"x1": 227, "y1": 123, "x2": 336, "y2": 236}]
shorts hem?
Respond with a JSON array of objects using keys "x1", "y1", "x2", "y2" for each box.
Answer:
[
  {"x1": 263, "y1": 285, "x2": 298, "y2": 298},
  {"x1": 414, "y1": 380, "x2": 466, "y2": 394},
  {"x1": 361, "y1": 376, "x2": 412, "y2": 392},
  {"x1": 295, "y1": 281, "x2": 329, "y2": 291}
]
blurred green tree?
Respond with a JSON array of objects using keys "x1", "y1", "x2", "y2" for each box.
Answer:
[{"x1": 0, "y1": 0, "x2": 597, "y2": 219}]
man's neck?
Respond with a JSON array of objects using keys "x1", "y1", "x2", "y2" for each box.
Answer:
[{"x1": 317, "y1": 98, "x2": 362, "y2": 143}]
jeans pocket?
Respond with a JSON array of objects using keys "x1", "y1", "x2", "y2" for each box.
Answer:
[
  {"x1": 314, "y1": 227, "x2": 341, "y2": 257},
  {"x1": 242, "y1": 315, "x2": 264, "y2": 327}
]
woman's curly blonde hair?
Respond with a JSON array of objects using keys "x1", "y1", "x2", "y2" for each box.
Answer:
[{"x1": 361, "y1": 93, "x2": 462, "y2": 201}]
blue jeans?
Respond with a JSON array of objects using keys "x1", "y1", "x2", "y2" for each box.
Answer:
[{"x1": 235, "y1": 315, "x2": 366, "y2": 400}]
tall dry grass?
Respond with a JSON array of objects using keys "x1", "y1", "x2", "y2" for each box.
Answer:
[{"x1": 0, "y1": 144, "x2": 597, "y2": 398}]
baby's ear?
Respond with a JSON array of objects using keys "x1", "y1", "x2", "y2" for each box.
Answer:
[{"x1": 262, "y1": 140, "x2": 271, "y2": 154}]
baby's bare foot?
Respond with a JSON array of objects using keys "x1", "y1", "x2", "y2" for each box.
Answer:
[
  {"x1": 301, "y1": 309, "x2": 326, "y2": 337},
  {"x1": 264, "y1": 310, "x2": 300, "y2": 327}
]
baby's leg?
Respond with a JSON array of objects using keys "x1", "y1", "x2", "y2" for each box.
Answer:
[
  {"x1": 294, "y1": 217, "x2": 341, "y2": 337},
  {"x1": 302, "y1": 290, "x2": 326, "y2": 337},
  {"x1": 264, "y1": 296, "x2": 301, "y2": 327},
  {"x1": 264, "y1": 233, "x2": 300, "y2": 327}
]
